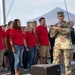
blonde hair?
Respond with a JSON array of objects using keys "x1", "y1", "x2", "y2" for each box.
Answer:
[
  {"x1": 27, "y1": 22, "x2": 32, "y2": 27},
  {"x1": 27, "y1": 22, "x2": 33, "y2": 31}
]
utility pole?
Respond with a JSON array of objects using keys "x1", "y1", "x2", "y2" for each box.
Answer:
[{"x1": 2, "y1": 0, "x2": 6, "y2": 25}]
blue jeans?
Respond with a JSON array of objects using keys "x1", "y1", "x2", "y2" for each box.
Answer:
[
  {"x1": 13, "y1": 45, "x2": 24, "y2": 69},
  {"x1": 28, "y1": 46, "x2": 37, "y2": 68},
  {"x1": 7, "y1": 48, "x2": 14, "y2": 72}
]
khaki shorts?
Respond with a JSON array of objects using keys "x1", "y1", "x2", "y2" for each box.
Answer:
[
  {"x1": 0, "y1": 50, "x2": 5, "y2": 65},
  {"x1": 39, "y1": 46, "x2": 50, "y2": 57}
]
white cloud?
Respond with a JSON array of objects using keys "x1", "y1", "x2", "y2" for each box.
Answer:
[
  {"x1": 25, "y1": 11, "x2": 43, "y2": 21},
  {"x1": 5, "y1": 0, "x2": 75, "y2": 25}
]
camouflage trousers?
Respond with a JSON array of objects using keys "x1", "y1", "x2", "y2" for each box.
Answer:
[{"x1": 53, "y1": 49, "x2": 72, "y2": 75}]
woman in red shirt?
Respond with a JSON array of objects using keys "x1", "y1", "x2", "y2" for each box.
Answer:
[
  {"x1": 24, "y1": 22, "x2": 37, "y2": 69},
  {"x1": 10, "y1": 19, "x2": 25, "y2": 75},
  {"x1": 22, "y1": 27, "x2": 28, "y2": 70}
]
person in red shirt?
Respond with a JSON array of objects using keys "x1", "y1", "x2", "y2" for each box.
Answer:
[
  {"x1": 10, "y1": 19, "x2": 25, "y2": 75},
  {"x1": 33, "y1": 21, "x2": 39, "y2": 64},
  {"x1": 22, "y1": 26, "x2": 28, "y2": 70},
  {"x1": 36, "y1": 17, "x2": 50, "y2": 64},
  {"x1": 32, "y1": 21, "x2": 37, "y2": 33},
  {"x1": 24, "y1": 22, "x2": 37, "y2": 69},
  {"x1": 0, "y1": 26, "x2": 5, "y2": 72},
  {"x1": 5, "y1": 21, "x2": 15, "y2": 74}
]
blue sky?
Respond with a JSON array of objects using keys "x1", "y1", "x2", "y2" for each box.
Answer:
[{"x1": 5, "y1": 0, "x2": 75, "y2": 25}]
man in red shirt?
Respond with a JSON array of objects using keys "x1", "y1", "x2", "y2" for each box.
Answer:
[
  {"x1": 5, "y1": 21, "x2": 15, "y2": 74},
  {"x1": 0, "y1": 26, "x2": 5, "y2": 72},
  {"x1": 36, "y1": 17, "x2": 50, "y2": 64}
]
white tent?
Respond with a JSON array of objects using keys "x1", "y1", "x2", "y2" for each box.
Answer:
[{"x1": 31, "y1": 7, "x2": 75, "y2": 27}]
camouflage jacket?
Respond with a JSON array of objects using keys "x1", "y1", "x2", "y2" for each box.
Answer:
[{"x1": 50, "y1": 21, "x2": 73, "y2": 50}]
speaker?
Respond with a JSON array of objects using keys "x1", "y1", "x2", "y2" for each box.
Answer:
[{"x1": 31, "y1": 64, "x2": 61, "y2": 75}]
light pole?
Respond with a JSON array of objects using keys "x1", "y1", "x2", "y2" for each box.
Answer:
[{"x1": 2, "y1": 0, "x2": 6, "y2": 25}]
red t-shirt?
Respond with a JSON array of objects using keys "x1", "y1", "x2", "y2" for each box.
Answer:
[
  {"x1": 5, "y1": 28, "x2": 12, "y2": 49},
  {"x1": 0, "y1": 26, "x2": 5, "y2": 50},
  {"x1": 10, "y1": 28, "x2": 24, "y2": 45},
  {"x1": 25, "y1": 31, "x2": 36, "y2": 47},
  {"x1": 36, "y1": 25, "x2": 49, "y2": 46}
]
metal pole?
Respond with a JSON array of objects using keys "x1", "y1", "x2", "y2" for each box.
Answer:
[
  {"x1": 64, "y1": 0, "x2": 70, "y2": 21},
  {"x1": 2, "y1": 0, "x2": 6, "y2": 25}
]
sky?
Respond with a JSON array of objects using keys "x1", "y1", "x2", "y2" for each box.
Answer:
[{"x1": 3, "y1": 0, "x2": 75, "y2": 25}]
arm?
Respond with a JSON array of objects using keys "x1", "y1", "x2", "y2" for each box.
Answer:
[
  {"x1": 24, "y1": 32, "x2": 29, "y2": 51},
  {"x1": 10, "y1": 29, "x2": 16, "y2": 52},
  {"x1": 57, "y1": 22, "x2": 72, "y2": 35},
  {"x1": 49, "y1": 40, "x2": 51, "y2": 50},
  {"x1": 36, "y1": 27, "x2": 40, "y2": 46},
  {"x1": 4, "y1": 37, "x2": 8, "y2": 50},
  {"x1": 57, "y1": 27, "x2": 71, "y2": 35},
  {"x1": 50, "y1": 27, "x2": 58, "y2": 38},
  {"x1": 10, "y1": 38, "x2": 15, "y2": 53},
  {"x1": 36, "y1": 34, "x2": 40, "y2": 47},
  {"x1": 3, "y1": 31, "x2": 6, "y2": 50},
  {"x1": 24, "y1": 39, "x2": 29, "y2": 51},
  {"x1": 52, "y1": 22, "x2": 72, "y2": 35}
]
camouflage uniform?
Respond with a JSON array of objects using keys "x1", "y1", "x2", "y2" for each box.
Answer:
[{"x1": 50, "y1": 12, "x2": 73, "y2": 75}]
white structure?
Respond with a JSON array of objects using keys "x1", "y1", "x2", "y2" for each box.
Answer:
[{"x1": 31, "y1": 7, "x2": 75, "y2": 27}]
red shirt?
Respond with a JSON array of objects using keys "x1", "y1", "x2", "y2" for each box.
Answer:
[
  {"x1": 36, "y1": 25, "x2": 49, "y2": 46},
  {"x1": 10, "y1": 28, "x2": 24, "y2": 45},
  {"x1": 5, "y1": 28, "x2": 12, "y2": 48},
  {"x1": 25, "y1": 31, "x2": 36, "y2": 47},
  {"x1": 0, "y1": 26, "x2": 5, "y2": 50}
]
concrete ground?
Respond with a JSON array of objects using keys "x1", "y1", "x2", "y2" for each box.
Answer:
[
  {"x1": 0, "y1": 64, "x2": 67, "y2": 75},
  {"x1": 0, "y1": 65, "x2": 65, "y2": 75},
  {"x1": 0, "y1": 59, "x2": 75, "y2": 75}
]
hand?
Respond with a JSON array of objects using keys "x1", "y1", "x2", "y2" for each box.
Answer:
[
  {"x1": 26, "y1": 48, "x2": 29, "y2": 52},
  {"x1": 49, "y1": 46, "x2": 51, "y2": 50},
  {"x1": 50, "y1": 26, "x2": 54, "y2": 29},
  {"x1": 52, "y1": 27, "x2": 57, "y2": 30},
  {"x1": 38, "y1": 43, "x2": 41, "y2": 47},
  {"x1": 6, "y1": 47, "x2": 8, "y2": 50},
  {"x1": 57, "y1": 23, "x2": 61, "y2": 28},
  {"x1": 12, "y1": 47, "x2": 16, "y2": 53}
]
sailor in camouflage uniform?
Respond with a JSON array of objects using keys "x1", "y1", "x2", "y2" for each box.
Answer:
[{"x1": 50, "y1": 11, "x2": 73, "y2": 75}]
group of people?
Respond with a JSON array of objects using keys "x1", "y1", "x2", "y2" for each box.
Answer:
[{"x1": 0, "y1": 11, "x2": 75, "y2": 75}]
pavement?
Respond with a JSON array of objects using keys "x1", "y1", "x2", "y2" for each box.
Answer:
[
  {"x1": 0, "y1": 68, "x2": 31, "y2": 75},
  {"x1": 0, "y1": 59, "x2": 75, "y2": 75},
  {"x1": 0, "y1": 64, "x2": 66, "y2": 75}
]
